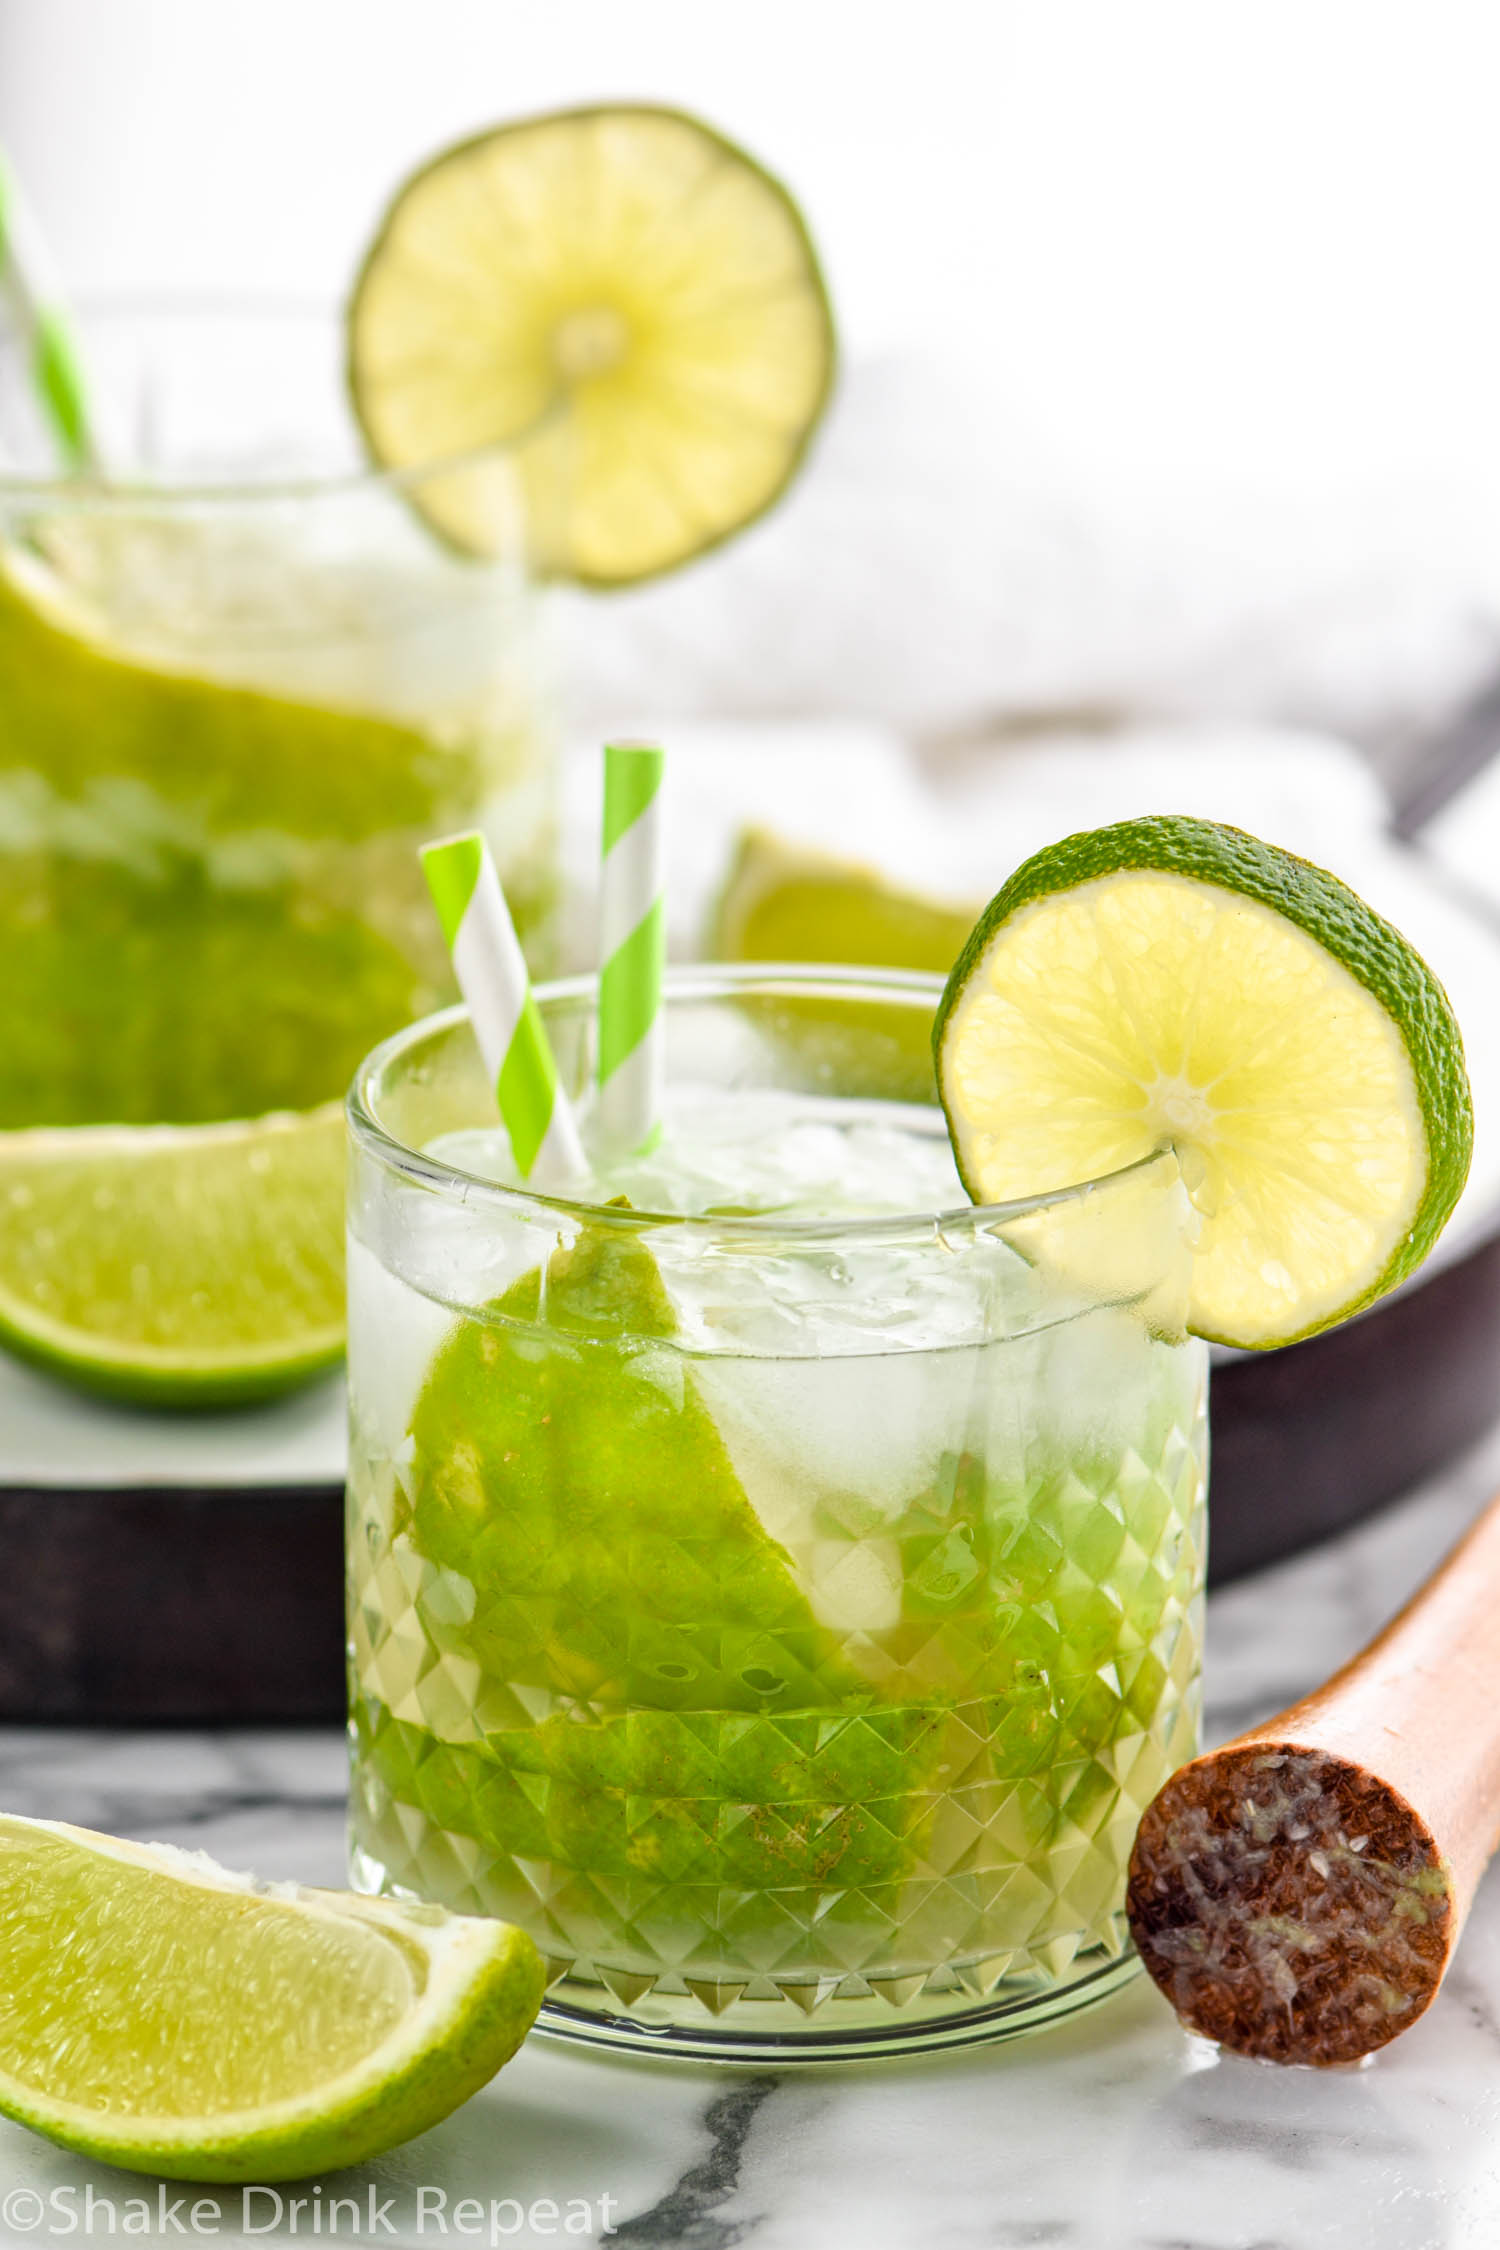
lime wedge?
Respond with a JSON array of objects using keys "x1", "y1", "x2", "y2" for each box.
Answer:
[
  {"x1": 0, "y1": 1106, "x2": 346, "y2": 1404},
  {"x1": 934, "y1": 817, "x2": 1473, "y2": 1349},
  {"x1": 348, "y1": 104, "x2": 836, "y2": 585},
  {"x1": 0, "y1": 1813, "x2": 543, "y2": 2181},
  {"x1": 712, "y1": 826, "x2": 980, "y2": 973}
]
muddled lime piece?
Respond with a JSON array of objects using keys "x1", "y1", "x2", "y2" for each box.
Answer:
[
  {"x1": 935, "y1": 817, "x2": 1473, "y2": 1348},
  {"x1": 0, "y1": 1106, "x2": 346, "y2": 1403},
  {"x1": 348, "y1": 105, "x2": 836, "y2": 585},
  {"x1": 0, "y1": 1813, "x2": 543, "y2": 2180}
]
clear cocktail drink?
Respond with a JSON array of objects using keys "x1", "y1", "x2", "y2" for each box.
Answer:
[
  {"x1": 0, "y1": 306, "x2": 553, "y2": 1135},
  {"x1": 345, "y1": 969, "x2": 1207, "y2": 2060}
]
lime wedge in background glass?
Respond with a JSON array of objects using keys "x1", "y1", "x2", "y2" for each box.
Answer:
[
  {"x1": 934, "y1": 816, "x2": 1473, "y2": 1349},
  {"x1": 348, "y1": 104, "x2": 837, "y2": 585},
  {"x1": 0, "y1": 1814, "x2": 542, "y2": 2181},
  {"x1": 0, "y1": 1106, "x2": 345, "y2": 1404}
]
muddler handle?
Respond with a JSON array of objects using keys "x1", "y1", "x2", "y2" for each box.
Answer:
[{"x1": 1126, "y1": 1489, "x2": 1500, "y2": 2064}]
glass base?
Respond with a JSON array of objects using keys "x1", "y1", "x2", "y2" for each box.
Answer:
[
  {"x1": 531, "y1": 1950, "x2": 1143, "y2": 2065},
  {"x1": 350, "y1": 1836, "x2": 1148, "y2": 2068}
]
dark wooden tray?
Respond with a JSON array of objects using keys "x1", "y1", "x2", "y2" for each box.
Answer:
[
  {"x1": 0, "y1": 1482, "x2": 344, "y2": 1722},
  {"x1": 4, "y1": 1204, "x2": 1498, "y2": 1722},
  {"x1": 1207, "y1": 1214, "x2": 1500, "y2": 1581}
]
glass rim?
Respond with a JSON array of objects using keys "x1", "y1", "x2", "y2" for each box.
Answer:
[
  {"x1": 0, "y1": 292, "x2": 563, "y2": 507},
  {"x1": 346, "y1": 961, "x2": 1179, "y2": 1243}
]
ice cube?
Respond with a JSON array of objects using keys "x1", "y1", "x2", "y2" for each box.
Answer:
[{"x1": 345, "y1": 1237, "x2": 456, "y2": 1466}]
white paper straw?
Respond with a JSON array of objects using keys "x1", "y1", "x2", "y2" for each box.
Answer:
[
  {"x1": 421, "y1": 831, "x2": 586, "y2": 1186},
  {"x1": 0, "y1": 146, "x2": 111, "y2": 474},
  {"x1": 596, "y1": 741, "x2": 665, "y2": 1156}
]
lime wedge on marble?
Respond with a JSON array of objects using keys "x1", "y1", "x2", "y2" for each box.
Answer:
[{"x1": 0, "y1": 1812, "x2": 543, "y2": 2181}]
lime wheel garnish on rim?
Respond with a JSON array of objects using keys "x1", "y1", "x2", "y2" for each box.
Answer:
[
  {"x1": 348, "y1": 103, "x2": 837, "y2": 586},
  {"x1": 934, "y1": 816, "x2": 1473, "y2": 1349}
]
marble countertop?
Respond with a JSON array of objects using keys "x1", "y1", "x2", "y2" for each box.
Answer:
[{"x1": 5, "y1": 1444, "x2": 1500, "y2": 2249}]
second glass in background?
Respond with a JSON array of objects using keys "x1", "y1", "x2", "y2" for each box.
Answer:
[{"x1": 0, "y1": 302, "x2": 557, "y2": 1136}]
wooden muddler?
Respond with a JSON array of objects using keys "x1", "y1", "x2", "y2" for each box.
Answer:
[{"x1": 1126, "y1": 1491, "x2": 1500, "y2": 2065}]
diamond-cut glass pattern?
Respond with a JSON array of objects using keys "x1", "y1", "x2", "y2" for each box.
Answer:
[{"x1": 348, "y1": 1293, "x2": 1207, "y2": 2045}]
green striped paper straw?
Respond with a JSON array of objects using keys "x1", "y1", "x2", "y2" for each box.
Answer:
[
  {"x1": 0, "y1": 147, "x2": 105, "y2": 474},
  {"x1": 421, "y1": 831, "x2": 586, "y2": 1185},
  {"x1": 597, "y1": 740, "x2": 666, "y2": 1155}
]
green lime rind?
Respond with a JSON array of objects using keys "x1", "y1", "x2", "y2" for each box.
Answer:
[
  {"x1": 0, "y1": 1817, "x2": 543, "y2": 2183},
  {"x1": 0, "y1": 1316, "x2": 343, "y2": 1411},
  {"x1": 347, "y1": 102, "x2": 838, "y2": 589},
  {"x1": 0, "y1": 1914, "x2": 543, "y2": 2184},
  {"x1": 404, "y1": 1223, "x2": 877, "y2": 1715},
  {"x1": 933, "y1": 815, "x2": 1474, "y2": 1350}
]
